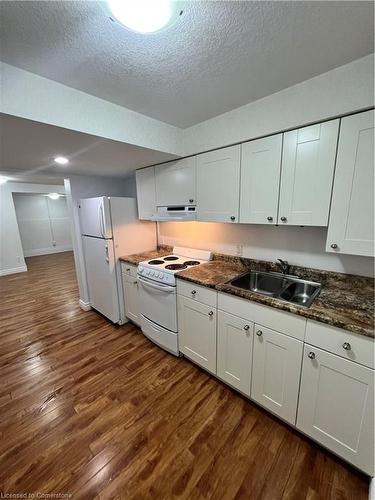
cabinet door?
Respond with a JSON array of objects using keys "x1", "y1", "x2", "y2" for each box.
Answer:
[
  {"x1": 278, "y1": 120, "x2": 339, "y2": 226},
  {"x1": 197, "y1": 145, "x2": 240, "y2": 223},
  {"x1": 177, "y1": 296, "x2": 217, "y2": 374},
  {"x1": 326, "y1": 110, "x2": 374, "y2": 257},
  {"x1": 135, "y1": 167, "x2": 156, "y2": 220},
  {"x1": 155, "y1": 157, "x2": 196, "y2": 206},
  {"x1": 297, "y1": 345, "x2": 374, "y2": 475},
  {"x1": 217, "y1": 311, "x2": 253, "y2": 396},
  {"x1": 122, "y1": 274, "x2": 140, "y2": 326},
  {"x1": 240, "y1": 135, "x2": 282, "y2": 224},
  {"x1": 251, "y1": 325, "x2": 303, "y2": 425}
]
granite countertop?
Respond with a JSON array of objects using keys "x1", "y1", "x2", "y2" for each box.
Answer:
[
  {"x1": 177, "y1": 258, "x2": 374, "y2": 339},
  {"x1": 119, "y1": 246, "x2": 172, "y2": 266}
]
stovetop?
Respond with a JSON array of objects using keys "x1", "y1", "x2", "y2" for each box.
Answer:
[{"x1": 137, "y1": 247, "x2": 212, "y2": 285}]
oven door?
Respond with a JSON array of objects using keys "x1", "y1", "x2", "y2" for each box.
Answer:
[{"x1": 138, "y1": 275, "x2": 177, "y2": 332}]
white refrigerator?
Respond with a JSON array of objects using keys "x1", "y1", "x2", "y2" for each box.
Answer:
[{"x1": 79, "y1": 196, "x2": 156, "y2": 324}]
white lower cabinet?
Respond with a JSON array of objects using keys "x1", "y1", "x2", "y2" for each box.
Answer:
[
  {"x1": 217, "y1": 311, "x2": 253, "y2": 396},
  {"x1": 122, "y1": 273, "x2": 140, "y2": 326},
  {"x1": 177, "y1": 295, "x2": 217, "y2": 374},
  {"x1": 251, "y1": 324, "x2": 303, "y2": 425},
  {"x1": 297, "y1": 344, "x2": 374, "y2": 476}
]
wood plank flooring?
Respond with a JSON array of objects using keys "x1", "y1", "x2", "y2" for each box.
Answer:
[{"x1": 0, "y1": 252, "x2": 369, "y2": 499}]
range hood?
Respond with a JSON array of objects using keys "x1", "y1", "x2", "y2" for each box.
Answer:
[{"x1": 151, "y1": 205, "x2": 197, "y2": 221}]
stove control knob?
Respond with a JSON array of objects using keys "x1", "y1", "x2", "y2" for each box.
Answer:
[
  {"x1": 159, "y1": 273, "x2": 164, "y2": 279},
  {"x1": 138, "y1": 266, "x2": 143, "y2": 273},
  {"x1": 154, "y1": 272, "x2": 159, "y2": 278},
  {"x1": 146, "y1": 269, "x2": 150, "y2": 275}
]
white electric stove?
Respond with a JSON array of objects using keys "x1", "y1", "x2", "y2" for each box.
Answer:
[{"x1": 137, "y1": 247, "x2": 212, "y2": 356}]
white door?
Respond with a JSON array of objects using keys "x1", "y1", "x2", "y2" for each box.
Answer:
[
  {"x1": 251, "y1": 325, "x2": 303, "y2": 425},
  {"x1": 136, "y1": 167, "x2": 156, "y2": 220},
  {"x1": 196, "y1": 145, "x2": 241, "y2": 223},
  {"x1": 297, "y1": 345, "x2": 374, "y2": 475},
  {"x1": 155, "y1": 157, "x2": 196, "y2": 206},
  {"x1": 240, "y1": 135, "x2": 282, "y2": 224},
  {"x1": 82, "y1": 236, "x2": 119, "y2": 322},
  {"x1": 278, "y1": 120, "x2": 339, "y2": 226},
  {"x1": 217, "y1": 311, "x2": 253, "y2": 396},
  {"x1": 79, "y1": 197, "x2": 112, "y2": 238},
  {"x1": 122, "y1": 274, "x2": 140, "y2": 326},
  {"x1": 177, "y1": 295, "x2": 217, "y2": 374},
  {"x1": 326, "y1": 110, "x2": 374, "y2": 257}
]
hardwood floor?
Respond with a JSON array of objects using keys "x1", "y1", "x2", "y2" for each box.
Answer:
[{"x1": 0, "y1": 252, "x2": 369, "y2": 499}]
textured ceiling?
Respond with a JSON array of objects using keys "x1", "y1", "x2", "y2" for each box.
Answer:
[
  {"x1": 0, "y1": 114, "x2": 177, "y2": 179},
  {"x1": 1, "y1": 1, "x2": 373, "y2": 128}
]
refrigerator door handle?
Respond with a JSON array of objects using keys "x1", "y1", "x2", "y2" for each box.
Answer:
[
  {"x1": 105, "y1": 244, "x2": 110, "y2": 263},
  {"x1": 98, "y1": 203, "x2": 105, "y2": 238}
]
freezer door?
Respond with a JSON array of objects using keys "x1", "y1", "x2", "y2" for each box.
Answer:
[
  {"x1": 79, "y1": 197, "x2": 112, "y2": 238},
  {"x1": 82, "y1": 236, "x2": 119, "y2": 322}
]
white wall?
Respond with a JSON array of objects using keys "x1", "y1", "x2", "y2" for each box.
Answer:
[
  {"x1": 1, "y1": 62, "x2": 183, "y2": 156},
  {"x1": 182, "y1": 54, "x2": 374, "y2": 155},
  {"x1": 64, "y1": 174, "x2": 136, "y2": 308},
  {"x1": 158, "y1": 222, "x2": 374, "y2": 277},
  {"x1": 0, "y1": 182, "x2": 65, "y2": 275},
  {"x1": 13, "y1": 194, "x2": 72, "y2": 257}
]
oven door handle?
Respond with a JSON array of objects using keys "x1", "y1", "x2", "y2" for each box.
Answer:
[{"x1": 137, "y1": 276, "x2": 176, "y2": 293}]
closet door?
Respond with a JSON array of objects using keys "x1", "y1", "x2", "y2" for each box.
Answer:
[
  {"x1": 196, "y1": 145, "x2": 241, "y2": 223},
  {"x1": 326, "y1": 110, "x2": 374, "y2": 256},
  {"x1": 240, "y1": 134, "x2": 282, "y2": 224},
  {"x1": 278, "y1": 120, "x2": 339, "y2": 226}
]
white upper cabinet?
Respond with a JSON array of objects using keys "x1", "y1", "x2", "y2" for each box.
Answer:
[
  {"x1": 278, "y1": 120, "x2": 339, "y2": 226},
  {"x1": 196, "y1": 145, "x2": 241, "y2": 223},
  {"x1": 326, "y1": 110, "x2": 374, "y2": 257},
  {"x1": 136, "y1": 166, "x2": 156, "y2": 220},
  {"x1": 155, "y1": 157, "x2": 196, "y2": 206},
  {"x1": 240, "y1": 134, "x2": 282, "y2": 224}
]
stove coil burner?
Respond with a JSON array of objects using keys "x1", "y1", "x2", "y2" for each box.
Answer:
[
  {"x1": 165, "y1": 264, "x2": 187, "y2": 270},
  {"x1": 184, "y1": 260, "x2": 200, "y2": 266},
  {"x1": 163, "y1": 256, "x2": 179, "y2": 261},
  {"x1": 148, "y1": 259, "x2": 164, "y2": 265}
]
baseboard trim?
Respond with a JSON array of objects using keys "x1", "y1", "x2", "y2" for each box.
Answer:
[
  {"x1": 0, "y1": 265, "x2": 28, "y2": 276},
  {"x1": 23, "y1": 246, "x2": 73, "y2": 257},
  {"x1": 79, "y1": 299, "x2": 92, "y2": 311}
]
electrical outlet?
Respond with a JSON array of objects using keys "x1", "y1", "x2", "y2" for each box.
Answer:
[{"x1": 236, "y1": 244, "x2": 243, "y2": 256}]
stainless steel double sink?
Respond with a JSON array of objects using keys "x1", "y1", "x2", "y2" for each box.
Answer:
[{"x1": 228, "y1": 270, "x2": 321, "y2": 308}]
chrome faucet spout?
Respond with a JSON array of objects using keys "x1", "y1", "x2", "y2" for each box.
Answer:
[{"x1": 276, "y1": 259, "x2": 290, "y2": 275}]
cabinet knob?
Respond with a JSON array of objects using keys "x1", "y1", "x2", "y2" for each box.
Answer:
[
  {"x1": 308, "y1": 351, "x2": 316, "y2": 359},
  {"x1": 267, "y1": 216, "x2": 273, "y2": 222},
  {"x1": 189, "y1": 198, "x2": 194, "y2": 203},
  {"x1": 191, "y1": 290, "x2": 197, "y2": 295},
  {"x1": 256, "y1": 330, "x2": 262, "y2": 337},
  {"x1": 133, "y1": 281, "x2": 138, "y2": 285},
  {"x1": 208, "y1": 311, "x2": 214, "y2": 317},
  {"x1": 230, "y1": 216, "x2": 236, "y2": 221},
  {"x1": 243, "y1": 325, "x2": 250, "y2": 331},
  {"x1": 342, "y1": 342, "x2": 351, "y2": 351},
  {"x1": 280, "y1": 216, "x2": 287, "y2": 222},
  {"x1": 330, "y1": 243, "x2": 338, "y2": 249},
  {"x1": 126, "y1": 268, "x2": 130, "y2": 272}
]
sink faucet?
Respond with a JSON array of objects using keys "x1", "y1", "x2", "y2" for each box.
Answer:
[{"x1": 276, "y1": 259, "x2": 290, "y2": 275}]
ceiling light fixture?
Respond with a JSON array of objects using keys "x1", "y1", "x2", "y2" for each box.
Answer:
[
  {"x1": 107, "y1": 0, "x2": 182, "y2": 34},
  {"x1": 0, "y1": 176, "x2": 9, "y2": 185},
  {"x1": 47, "y1": 193, "x2": 61, "y2": 200},
  {"x1": 54, "y1": 156, "x2": 69, "y2": 165}
]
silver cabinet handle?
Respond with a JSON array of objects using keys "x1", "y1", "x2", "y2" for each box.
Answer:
[
  {"x1": 280, "y1": 216, "x2": 287, "y2": 222},
  {"x1": 308, "y1": 351, "x2": 315, "y2": 359},
  {"x1": 331, "y1": 244, "x2": 338, "y2": 249},
  {"x1": 230, "y1": 216, "x2": 236, "y2": 221},
  {"x1": 208, "y1": 311, "x2": 214, "y2": 317},
  {"x1": 243, "y1": 325, "x2": 250, "y2": 331},
  {"x1": 189, "y1": 198, "x2": 194, "y2": 203},
  {"x1": 256, "y1": 330, "x2": 262, "y2": 336},
  {"x1": 342, "y1": 342, "x2": 351, "y2": 351},
  {"x1": 191, "y1": 290, "x2": 197, "y2": 295},
  {"x1": 267, "y1": 216, "x2": 273, "y2": 222}
]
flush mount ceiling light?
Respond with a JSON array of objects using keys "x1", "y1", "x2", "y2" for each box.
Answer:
[
  {"x1": 0, "y1": 175, "x2": 9, "y2": 185},
  {"x1": 107, "y1": 0, "x2": 182, "y2": 34},
  {"x1": 47, "y1": 193, "x2": 61, "y2": 200},
  {"x1": 54, "y1": 156, "x2": 69, "y2": 165}
]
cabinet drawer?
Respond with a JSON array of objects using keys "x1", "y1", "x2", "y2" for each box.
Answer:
[
  {"x1": 121, "y1": 262, "x2": 138, "y2": 278},
  {"x1": 218, "y1": 292, "x2": 306, "y2": 341},
  {"x1": 305, "y1": 320, "x2": 374, "y2": 369},
  {"x1": 177, "y1": 280, "x2": 217, "y2": 307}
]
